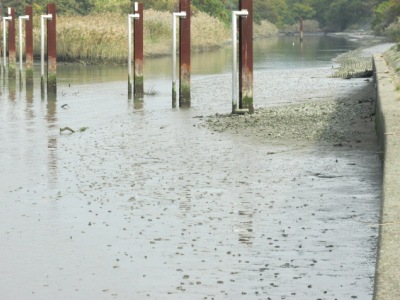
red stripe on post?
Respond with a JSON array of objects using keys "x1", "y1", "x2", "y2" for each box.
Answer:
[
  {"x1": 134, "y1": 2, "x2": 144, "y2": 98},
  {"x1": 179, "y1": 0, "x2": 191, "y2": 107},
  {"x1": 25, "y1": 6, "x2": 34, "y2": 80},
  {"x1": 239, "y1": 0, "x2": 253, "y2": 113},
  {"x1": 47, "y1": 3, "x2": 57, "y2": 94},
  {"x1": 8, "y1": 8, "x2": 16, "y2": 77}
]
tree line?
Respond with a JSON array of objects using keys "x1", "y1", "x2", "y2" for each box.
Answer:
[
  {"x1": 252, "y1": 0, "x2": 399, "y2": 33},
  {"x1": 1, "y1": 0, "x2": 399, "y2": 35}
]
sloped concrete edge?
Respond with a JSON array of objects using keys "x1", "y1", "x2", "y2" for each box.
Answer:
[{"x1": 373, "y1": 54, "x2": 400, "y2": 300}]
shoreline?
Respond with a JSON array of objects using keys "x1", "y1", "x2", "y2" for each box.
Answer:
[
  {"x1": 60, "y1": 33, "x2": 392, "y2": 66},
  {"x1": 199, "y1": 34, "x2": 399, "y2": 299},
  {"x1": 53, "y1": 32, "x2": 279, "y2": 65},
  {"x1": 200, "y1": 81, "x2": 377, "y2": 147},
  {"x1": 200, "y1": 38, "x2": 394, "y2": 146},
  {"x1": 48, "y1": 11, "x2": 279, "y2": 64}
]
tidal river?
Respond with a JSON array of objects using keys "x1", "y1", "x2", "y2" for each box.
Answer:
[{"x1": 0, "y1": 35, "x2": 382, "y2": 299}]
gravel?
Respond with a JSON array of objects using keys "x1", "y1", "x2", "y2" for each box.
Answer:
[
  {"x1": 199, "y1": 80, "x2": 376, "y2": 146},
  {"x1": 199, "y1": 36, "x2": 393, "y2": 147}
]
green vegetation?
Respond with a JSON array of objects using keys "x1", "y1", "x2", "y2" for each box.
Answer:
[
  {"x1": 27, "y1": 8, "x2": 276, "y2": 63},
  {"x1": 2, "y1": 0, "x2": 399, "y2": 40},
  {"x1": 1, "y1": 0, "x2": 399, "y2": 64},
  {"x1": 384, "y1": 18, "x2": 400, "y2": 42},
  {"x1": 383, "y1": 45, "x2": 400, "y2": 93},
  {"x1": 2, "y1": 0, "x2": 94, "y2": 15},
  {"x1": 373, "y1": 0, "x2": 400, "y2": 32},
  {"x1": 374, "y1": 1, "x2": 400, "y2": 42},
  {"x1": 49, "y1": 10, "x2": 233, "y2": 62}
]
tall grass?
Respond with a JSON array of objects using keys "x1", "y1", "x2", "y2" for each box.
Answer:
[
  {"x1": 33, "y1": 13, "x2": 133, "y2": 63},
  {"x1": 30, "y1": 9, "x2": 277, "y2": 63},
  {"x1": 191, "y1": 12, "x2": 230, "y2": 51}
]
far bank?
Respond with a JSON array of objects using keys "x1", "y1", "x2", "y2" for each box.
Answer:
[{"x1": 31, "y1": 10, "x2": 278, "y2": 64}]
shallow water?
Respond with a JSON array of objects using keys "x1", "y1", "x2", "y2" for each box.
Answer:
[{"x1": 0, "y1": 35, "x2": 382, "y2": 299}]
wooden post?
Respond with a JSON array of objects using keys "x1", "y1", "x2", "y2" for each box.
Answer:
[
  {"x1": 172, "y1": 11, "x2": 186, "y2": 106},
  {"x1": 134, "y1": 2, "x2": 144, "y2": 98},
  {"x1": 47, "y1": 3, "x2": 56, "y2": 94},
  {"x1": 25, "y1": 6, "x2": 33, "y2": 82},
  {"x1": 8, "y1": 7, "x2": 16, "y2": 78},
  {"x1": 179, "y1": 0, "x2": 190, "y2": 107},
  {"x1": 239, "y1": 0, "x2": 253, "y2": 113}
]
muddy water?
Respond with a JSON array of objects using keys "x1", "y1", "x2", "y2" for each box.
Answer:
[{"x1": 0, "y1": 35, "x2": 381, "y2": 299}]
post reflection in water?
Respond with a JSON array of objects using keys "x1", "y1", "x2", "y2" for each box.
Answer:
[
  {"x1": 8, "y1": 77, "x2": 17, "y2": 101},
  {"x1": 26, "y1": 81, "x2": 34, "y2": 103},
  {"x1": 0, "y1": 70, "x2": 3, "y2": 98},
  {"x1": 46, "y1": 92, "x2": 58, "y2": 187},
  {"x1": 133, "y1": 98, "x2": 144, "y2": 110},
  {"x1": 236, "y1": 199, "x2": 254, "y2": 246},
  {"x1": 25, "y1": 81, "x2": 35, "y2": 122},
  {"x1": 128, "y1": 88, "x2": 144, "y2": 109},
  {"x1": 41, "y1": 82, "x2": 46, "y2": 101}
]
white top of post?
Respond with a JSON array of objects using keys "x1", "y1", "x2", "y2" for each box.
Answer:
[
  {"x1": 3, "y1": 16, "x2": 12, "y2": 69},
  {"x1": 172, "y1": 11, "x2": 187, "y2": 100},
  {"x1": 128, "y1": 13, "x2": 140, "y2": 88},
  {"x1": 40, "y1": 14, "x2": 53, "y2": 78}
]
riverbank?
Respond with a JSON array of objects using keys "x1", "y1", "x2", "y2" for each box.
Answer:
[
  {"x1": 200, "y1": 40, "x2": 394, "y2": 147},
  {"x1": 200, "y1": 83, "x2": 376, "y2": 147},
  {"x1": 32, "y1": 10, "x2": 278, "y2": 64},
  {"x1": 199, "y1": 37, "x2": 398, "y2": 299},
  {"x1": 330, "y1": 31, "x2": 392, "y2": 78}
]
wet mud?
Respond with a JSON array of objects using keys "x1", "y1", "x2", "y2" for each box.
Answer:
[{"x1": 0, "y1": 38, "x2": 382, "y2": 300}]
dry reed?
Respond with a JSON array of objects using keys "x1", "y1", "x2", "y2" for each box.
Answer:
[{"x1": 29, "y1": 9, "x2": 277, "y2": 63}]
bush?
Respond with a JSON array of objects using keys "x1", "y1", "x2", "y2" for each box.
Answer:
[
  {"x1": 254, "y1": 20, "x2": 279, "y2": 37},
  {"x1": 385, "y1": 17, "x2": 400, "y2": 42}
]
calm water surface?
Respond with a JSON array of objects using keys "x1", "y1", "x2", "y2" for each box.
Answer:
[
  {"x1": 56, "y1": 35, "x2": 355, "y2": 82},
  {"x1": 0, "y1": 35, "x2": 381, "y2": 300}
]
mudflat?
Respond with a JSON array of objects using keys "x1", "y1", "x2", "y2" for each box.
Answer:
[{"x1": 0, "y1": 38, "x2": 390, "y2": 299}]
